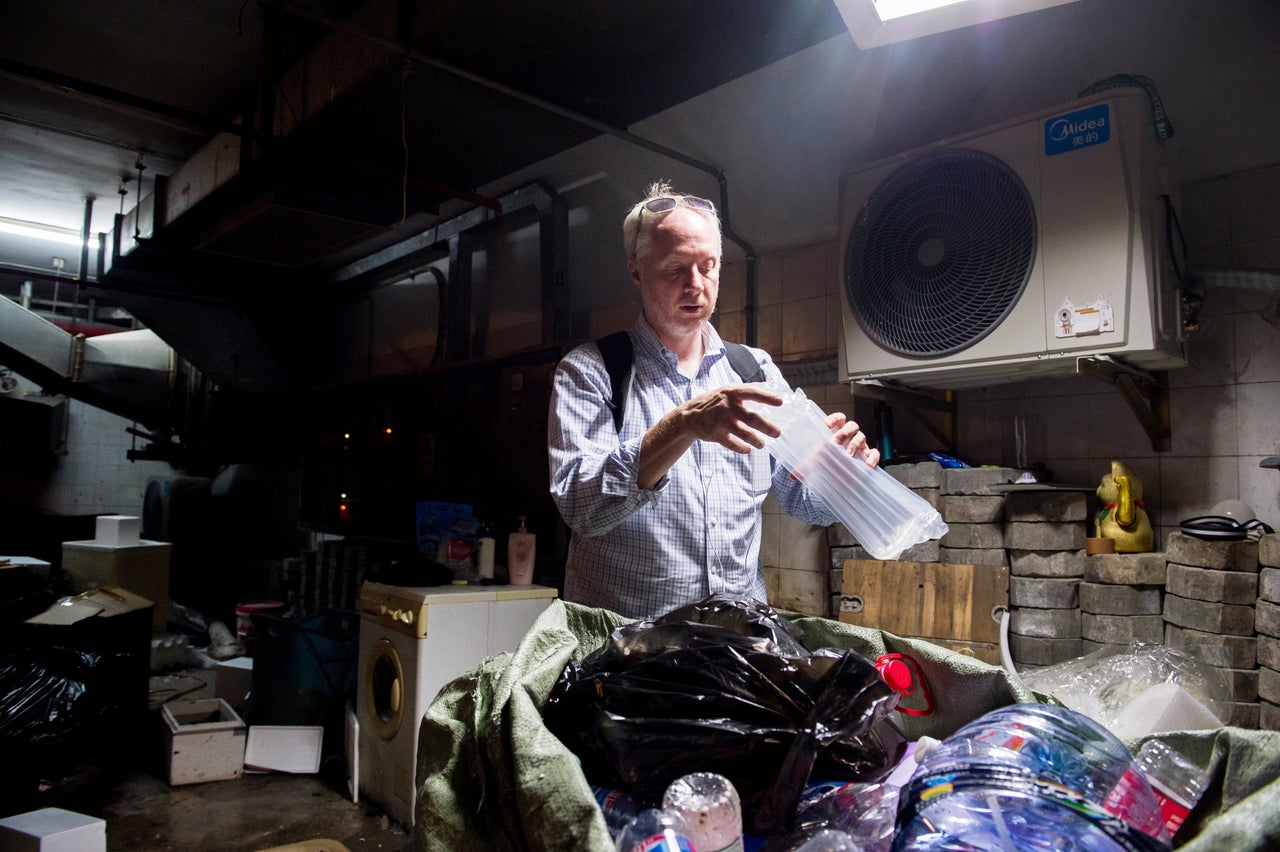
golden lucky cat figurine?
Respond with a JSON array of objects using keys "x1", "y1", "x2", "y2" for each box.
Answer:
[{"x1": 1096, "y1": 460, "x2": 1154, "y2": 552}]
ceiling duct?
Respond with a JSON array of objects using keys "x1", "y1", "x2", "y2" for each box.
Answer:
[{"x1": 0, "y1": 293, "x2": 175, "y2": 427}]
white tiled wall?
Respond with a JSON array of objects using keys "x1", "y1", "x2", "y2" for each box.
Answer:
[
  {"x1": 29, "y1": 397, "x2": 172, "y2": 517},
  {"x1": 733, "y1": 165, "x2": 1280, "y2": 615}
]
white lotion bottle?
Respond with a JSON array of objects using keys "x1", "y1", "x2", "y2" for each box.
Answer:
[{"x1": 508, "y1": 515, "x2": 536, "y2": 585}]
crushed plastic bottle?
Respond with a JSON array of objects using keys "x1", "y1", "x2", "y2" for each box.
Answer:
[
  {"x1": 1134, "y1": 739, "x2": 1209, "y2": 838},
  {"x1": 893, "y1": 703, "x2": 1172, "y2": 851}
]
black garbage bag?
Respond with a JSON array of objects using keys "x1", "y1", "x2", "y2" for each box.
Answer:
[
  {"x1": 0, "y1": 645, "x2": 127, "y2": 807},
  {"x1": 542, "y1": 594, "x2": 908, "y2": 835}
]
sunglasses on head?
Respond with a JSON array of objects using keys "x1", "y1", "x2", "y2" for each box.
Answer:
[{"x1": 642, "y1": 195, "x2": 715, "y2": 215}]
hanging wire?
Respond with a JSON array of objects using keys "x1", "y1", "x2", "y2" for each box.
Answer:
[
  {"x1": 134, "y1": 155, "x2": 147, "y2": 239},
  {"x1": 399, "y1": 57, "x2": 411, "y2": 226}
]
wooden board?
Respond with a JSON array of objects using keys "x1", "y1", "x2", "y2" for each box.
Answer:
[{"x1": 837, "y1": 560, "x2": 1009, "y2": 645}]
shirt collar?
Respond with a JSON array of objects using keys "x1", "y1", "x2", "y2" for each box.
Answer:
[{"x1": 632, "y1": 315, "x2": 726, "y2": 372}]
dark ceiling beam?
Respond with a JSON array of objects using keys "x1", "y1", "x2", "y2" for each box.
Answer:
[
  {"x1": 0, "y1": 57, "x2": 244, "y2": 138},
  {"x1": 274, "y1": 0, "x2": 762, "y2": 344},
  {"x1": 273, "y1": 2, "x2": 721, "y2": 177},
  {"x1": 0, "y1": 109, "x2": 189, "y2": 164}
]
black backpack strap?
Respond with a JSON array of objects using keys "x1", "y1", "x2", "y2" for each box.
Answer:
[
  {"x1": 596, "y1": 331, "x2": 633, "y2": 432},
  {"x1": 596, "y1": 333, "x2": 763, "y2": 433},
  {"x1": 724, "y1": 341, "x2": 764, "y2": 384}
]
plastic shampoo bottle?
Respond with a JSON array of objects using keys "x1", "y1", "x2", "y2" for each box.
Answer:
[{"x1": 508, "y1": 515, "x2": 536, "y2": 585}]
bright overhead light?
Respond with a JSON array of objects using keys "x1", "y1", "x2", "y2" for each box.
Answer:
[
  {"x1": 874, "y1": 0, "x2": 967, "y2": 22},
  {"x1": 836, "y1": 0, "x2": 1083, "y2": 48},
  {"x1": 0, "y1": 217, "x2": 100, "y2": 249}
]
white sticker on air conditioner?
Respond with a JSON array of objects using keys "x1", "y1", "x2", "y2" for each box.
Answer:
[{"x1": 1055, "y1": 296, "x2": 1114, "y2": 338}]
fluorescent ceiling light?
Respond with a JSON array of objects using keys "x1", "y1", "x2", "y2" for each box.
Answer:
[
  {"x1": 874, "y1": 0, "x2": 967, "y2": 22},
  {"x1": 0, "y1": 217, "x2": 100, "y2": 249},
  {"x1": 835, "y1": 0, "x2": 1083, "y2": 49}
]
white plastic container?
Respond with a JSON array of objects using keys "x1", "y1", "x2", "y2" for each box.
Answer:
[{"x1": 749, "y1": 386, "x2": 948, "y2": 560}]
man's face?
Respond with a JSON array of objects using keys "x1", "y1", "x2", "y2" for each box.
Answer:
[{"x1": 629, "y1": 206, "x2": 721, "y2": 342}]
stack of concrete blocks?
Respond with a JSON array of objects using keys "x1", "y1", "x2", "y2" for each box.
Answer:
[
  {"x1": 1079, "y1": 550, "x2": 1166, "y2": 655},
  {"x1": 1259, "y1": 535, "x2": 1280, "y2": 731},
  {"x1": 826, "y1": 461, "x2": 943, "y2": 617},
  {"x1": 1004, "y1": 491, "x2": 1088, "y2": 669},
  {"x1": 1162, "y1": 531, "x2": 1260, "y2": 729},
  {"x1": 937, "y1": 467, "x2": 1022, "y2": 568}
]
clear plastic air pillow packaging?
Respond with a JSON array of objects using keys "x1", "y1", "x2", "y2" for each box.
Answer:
[{"x1": 748, "y1": 385, "x2": 948, "y2": 560}]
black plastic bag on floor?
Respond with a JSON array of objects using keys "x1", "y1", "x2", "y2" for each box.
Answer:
[
  {"x1": 0, "y1": 645, "x2": 124, "y2": 807},
  {"x1": 541, "y1": 594, "x2": 908, "y2": 835}
]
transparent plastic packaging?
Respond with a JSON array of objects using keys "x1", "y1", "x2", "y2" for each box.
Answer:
[
  {"x1": 747, "y1": 385, "x2": 947, "y2": 560},
  {"x1": 1018, "y1": 644, "x2": 1230, "y2": 738},
  {"x1": 893, "y1": 703, "x2": 1172, "y2": 851},
  {"x1": 785, "y1": 779, "x2": 902, "y2": 852}
]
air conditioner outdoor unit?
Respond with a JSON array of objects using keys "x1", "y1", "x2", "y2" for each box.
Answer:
[{"x1": 837, "y1": 90, "x2": 1187, "y2": 390}]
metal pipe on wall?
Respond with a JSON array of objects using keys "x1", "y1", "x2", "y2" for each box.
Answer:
[{"x1": 274, "y1": 1, "x2": 761, "y2": 346}]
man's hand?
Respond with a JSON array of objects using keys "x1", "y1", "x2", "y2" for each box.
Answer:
[
  {"x1": 824, "y1": 411, "x2": 880, "y2": 467},
  {"x1": 638, "y1": 384, "x2": 781, "y2": 489},
  {"x1": 679, "y1": 384, "x2": 784, "y2": 453}
]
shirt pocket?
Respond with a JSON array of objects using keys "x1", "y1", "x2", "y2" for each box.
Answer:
[{"x1": 732, "y1": 452, "x2": 773, "y2": 498}]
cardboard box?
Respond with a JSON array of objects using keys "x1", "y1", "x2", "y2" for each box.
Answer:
[
  {"x1": 61, "y1": 540, "x2": 171, "y2": 635},
  {"x1": 215, "y1": 656, "x2": 253, "y2": 709},
  {"x1": 0, "y1": 555, "x2": 52, "y2": 580},
  {"x1": 0, "y1": 807, "x2": 105, "y2": 852},
  {"x1": 24, "y1": 587, "x2": 155, "y2": 729},
  {"x1": 161, "y1": 698, "x2": 247, "y2": 785}
]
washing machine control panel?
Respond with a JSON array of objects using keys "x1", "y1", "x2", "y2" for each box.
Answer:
[{"x1": 359, "y1": 587, "x2": 427, "y2": 638}]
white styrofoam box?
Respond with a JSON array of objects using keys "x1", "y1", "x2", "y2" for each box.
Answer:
[
  {"x1": 161, "y1": 698, "x2": 247, "y2": 785},
  {"x1": 94, "y1": 514, "x2": 141, "y2": 547},
  {"x1": 214, "y1": 656, "x2": 253, "y2": 709},
  {"x1": 61, "y1": 540, "x2": 171, "y2": 635},
  {"x1": 0, "y1": 807, "x2": 106, "y2": 852}
]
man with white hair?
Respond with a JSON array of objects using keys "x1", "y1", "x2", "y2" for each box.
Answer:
[{"x1": 548, "y1": 181, "x2": 878, "y2": 618}]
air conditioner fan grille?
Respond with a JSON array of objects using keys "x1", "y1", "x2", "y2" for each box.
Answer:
[{"x1": 844, "y1": 148, "x2": 1037, "y2": 357}]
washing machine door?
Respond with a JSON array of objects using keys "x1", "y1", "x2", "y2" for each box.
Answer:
[{"x1": 366, "y1": 638, "x2": 405, "y2": 740}]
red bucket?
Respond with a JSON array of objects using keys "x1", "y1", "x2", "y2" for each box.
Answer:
[{"x1": 235, "y1": 600, "x2": 284, "y2": 654}]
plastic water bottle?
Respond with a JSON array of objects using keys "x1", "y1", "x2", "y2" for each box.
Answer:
[
  {"x1": 593, "y1": 785, "x2": 647, "y2": 840},
  {"x1": 615, "y1": 808, "x2": 697, "y2": 852},
  {"x1": 1134, "y1": 739, "x2": 1209, "y2": 838},
  {"x1": 663, "y1": 772, "x2": 742, "y2": 852},
  {"x1": 893, "y1": 703, "x2": 1172, "y2": 851}
]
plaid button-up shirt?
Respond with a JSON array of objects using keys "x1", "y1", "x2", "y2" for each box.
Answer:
[{"x1": 548, "y1": 316, "x2": 836, "y2": 619}]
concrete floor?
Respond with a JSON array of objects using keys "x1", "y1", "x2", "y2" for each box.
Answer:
[
  {"x1": 3, "y1": 667, "x2": 413, "y2": 852},
  {"x1": 100, "y1": 767, "x2": 413, "y2": 852},
  {"x1": 101, "y1": 670, "x2": 414, "y2": 851}
]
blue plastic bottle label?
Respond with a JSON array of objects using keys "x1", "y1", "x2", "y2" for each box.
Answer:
[{"x1": 629, "y1": 833, "x2": 695, "y2": 852}]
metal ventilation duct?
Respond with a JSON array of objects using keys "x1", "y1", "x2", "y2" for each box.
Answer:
[{"x1": 0, "y1": 294, "x2": 174, "y2": 428}]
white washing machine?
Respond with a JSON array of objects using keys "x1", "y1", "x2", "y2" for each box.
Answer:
[{"x1": 356, "y1": 581, "x2": 558, "y2": 828}]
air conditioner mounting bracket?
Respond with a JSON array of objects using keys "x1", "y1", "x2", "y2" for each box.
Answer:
[{"x1": 1076, "y1": 356, "x2": 1171, "y2": 452}]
